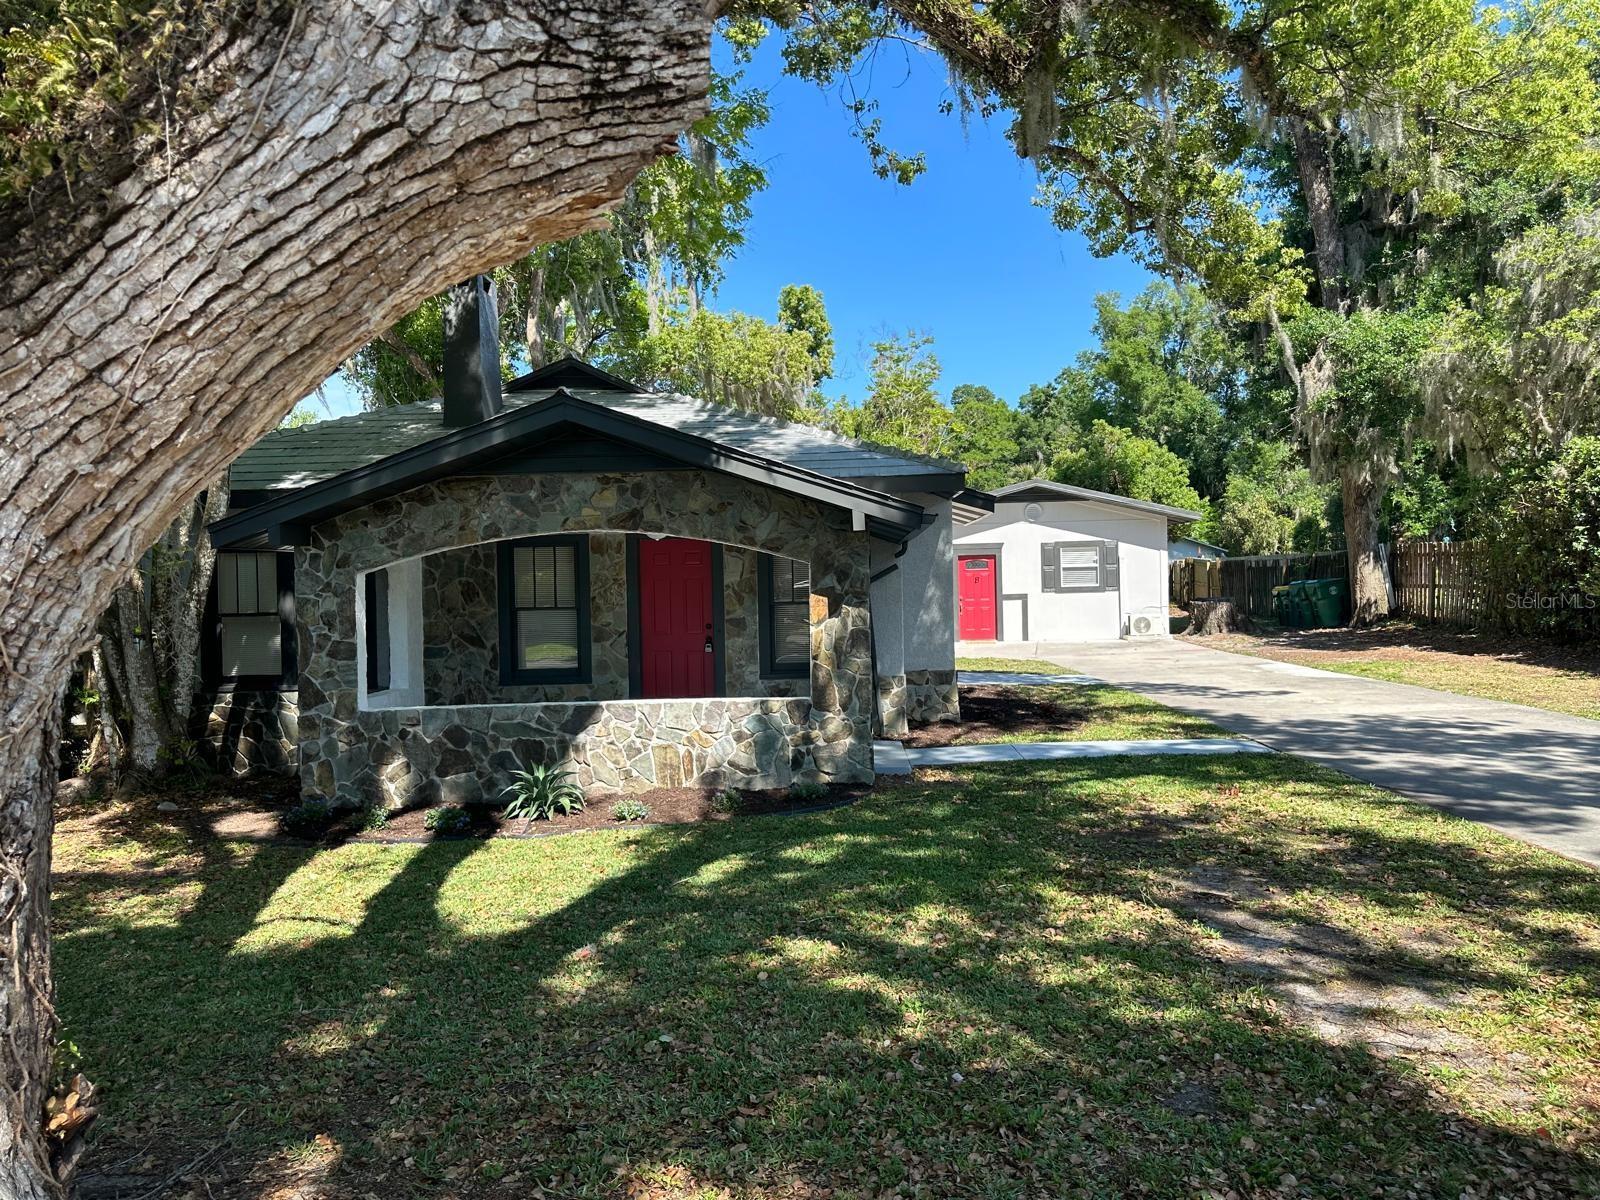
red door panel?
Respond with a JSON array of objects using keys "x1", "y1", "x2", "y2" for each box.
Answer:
[
  {"x1": 638, "y1": 537, "x2": 716, "y2": 698},
  {"x1": 958, "y1": 555, "x2": 997, "y2": 640}
]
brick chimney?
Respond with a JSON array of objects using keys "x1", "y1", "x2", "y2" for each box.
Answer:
[{"x1": 441, "y1": 274, "x2": 503, "y2": 427}]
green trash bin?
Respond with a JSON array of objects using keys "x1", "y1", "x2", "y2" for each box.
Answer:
[
  {"x1": 1288, "y1": 579, "x2": 1317, "y2": 628},
  {"x1": 1271, "y1": 585, "x2": 1293, "y2": 627},
  {"x1": 1310, "y1": 577, "x2": 1347, "y2": 627}
]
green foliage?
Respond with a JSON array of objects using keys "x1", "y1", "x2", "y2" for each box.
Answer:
[
  {"x1": 610, "y1": 797, "x2": 651, "y2": 823},
  {"x1": 1079, "y1": 285, "x2": 1241, "y2": 498},
  {"x1": 501, "y1": 766, "x2": 586, "y2": 821},
  {"x1": 0, "y1": 1, "x2": 226, "y2": 200},
  {"x1": 277, "y1": 799, "x2": 333, "y2": 839},
  {"x1": 610, "y1": 294, "x2": 831, "y2": 418},
  {"x1": 947, "y1": 384, "x2": 1020, "y2": 489},
  {"x1": 279, "y1": 406, "x2": 319, "y2": 430},
  {"x1": 1423, "y1": 205, "x2": 1600, "y2": 467},
  {"x1": 776, "y1": 283, "x2": 834, "y2": 380},
  {"x1": 1049, "y1": 420, "x2": 1204, "y2": 515},
  {"x1": 787, "y1": 779, "x2": 828, "y2": 803},
  {"x1": 710, "y1": 787, "x2": 742, "y2": 814},
  {"x1": 359, "y1": 803, "x2": 388, "y2": 833},
  {"x1": 1208, "y1": 441, "x2": 1335, "y2": 555},
  {"x1": 1478, "y1": 437, "x2": 1600, "y2": 640},
  {"x1": 1290, "y1": 307, "x2": 1438, "y2": 485},
  {"x1": 423, "y1": 804, "x2": 473, "y2": 835},
  {"x1": 830, "y1": 333, "x2": 953, "y2": 459}
]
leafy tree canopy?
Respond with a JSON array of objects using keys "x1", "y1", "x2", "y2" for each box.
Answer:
[{"x1": 1049, "y1": 419, "x2": 1206, "y2": 516}]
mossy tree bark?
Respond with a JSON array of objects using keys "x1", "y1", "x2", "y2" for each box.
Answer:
[{"x1": 0, "y1": 4, "x2": 712, "y2": 1195}]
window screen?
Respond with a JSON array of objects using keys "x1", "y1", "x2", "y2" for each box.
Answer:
[
  {"x1": 762, "y1": 555, "x2": 811, "y2": 675},
  {"x1": 216, "y1": 552, "x2": 282, "y2": 678},
  {"x1": 510, "y1": 542, "x2": 580, "y2": 671},
  {"x1": 1057, "y1": 543, "x2": 1103, "y2": 590}
]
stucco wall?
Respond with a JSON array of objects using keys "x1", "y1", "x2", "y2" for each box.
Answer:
[
  {"x1": 954, "y1": 499, "x2": 1171, "y2": 642},
  {"x1": 296, "y1": 470, "x2": 876, "y2": 807}
]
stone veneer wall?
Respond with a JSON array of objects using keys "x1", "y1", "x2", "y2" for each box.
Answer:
[
  {"x1": 296, "y1": 470, "x2": 874, "y2": 808},
  {"x1": 346, "y1": 697, "x2": 811, "y2": 804},
  {"x1": 905, "y1": 668, "x2": 960, "y2": 725},
  {"x1": 194, "y1": 690, "x2": 299, "y2": 776},
  {"x1": 421, "y1": 535, "x2": 631, "y2": 704},
  {"x1": 722, "y1": 544, "x2": 807, "y2": 699}
]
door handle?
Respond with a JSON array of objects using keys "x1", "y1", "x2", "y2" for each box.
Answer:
[{"x1": 704, "y1": 622, "x2": 714, "y2": 653}]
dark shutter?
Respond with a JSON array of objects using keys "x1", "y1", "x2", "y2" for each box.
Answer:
[
  {"x1": 1040, "y1": 543, "x2": 1059, "y2": 593},
  {"x1": 1100, "y1": 541, "x2": 1120, "y2": 592}
]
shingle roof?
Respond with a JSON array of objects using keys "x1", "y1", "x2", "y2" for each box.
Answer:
[
  {"x1": 231, "y1": 386, "x2": 960, "y2": 493},
  {"x1": 991, "y1": 479, "x2": 1202, "y2": 523}
]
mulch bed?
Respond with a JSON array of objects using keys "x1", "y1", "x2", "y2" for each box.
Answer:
[
  {"x1": 895, "y1": 683, "x2": 1085, "y2": 748},
  {"x1": 348, "y1": 780, "x2": 879, "y2": 843}
]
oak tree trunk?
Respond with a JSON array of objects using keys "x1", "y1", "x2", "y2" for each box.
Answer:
[
  {"x1": 0, "y1": 4, "x2": 712, "y2": 1194},
  {"x1": 1341, "y1": 465, "x2": 1392, "y2": 624}
]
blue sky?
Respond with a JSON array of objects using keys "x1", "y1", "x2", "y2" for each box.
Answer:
[{"x1": 310, "y1": 31, "x2": 1153, "y2": 420}]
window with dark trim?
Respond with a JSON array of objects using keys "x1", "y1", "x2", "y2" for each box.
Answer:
[
  {"x1": 1039, "y1": 540, "x2": 1120, "y2": 594},
  {"x1": 365, "y1": 568, "x2": 391, "y2": 693},
  {"x1": 208, "y1": 550, "x2": 296, "y2": 688},
  {"x1": 497, "y1": 536, "x2": 590, "y2": 684},
  {"x1": 759, "y1": 554, "x2": 811, "y2": 678}
]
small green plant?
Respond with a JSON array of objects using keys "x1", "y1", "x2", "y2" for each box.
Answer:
[
  {"x1": 710, "y1": 787, "x2": 742, "y2": 814},
  {"x1": 278, "y1": 799, "x2": 333, "y2": 838},
  {"x1": 610, "y1": 797, "x2": 650, "y2": 822},
  {"x1": 501, "y1": 765, "x2": 586, "y2": 820},
  {"x1": 359, "y1": 803, "x2": 389, "y2": 832},
  {"x1": 424, "y1": 804, "x2": 472, "y2": 834},
  {"x1": 788, "y1": 780, "x2": 829, "y2": 804}
]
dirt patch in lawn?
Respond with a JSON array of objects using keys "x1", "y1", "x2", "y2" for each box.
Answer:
[
  {"x1": 1168, "y1": 864, "x2": 1542, "y2": 1109},
  {"x1": 896, "y1": 684, "x2": 1085, "y2": 747}
]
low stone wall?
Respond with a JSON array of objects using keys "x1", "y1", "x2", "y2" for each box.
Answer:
[
  {"x1": 322, "y1": 696, "x2": 818, "y2": 809},
  {"x1": 905, "y1": 668, "x2": 960, "y2": 725},
  {"x1": 194, "y1": 690, "x2": 299, "y2": 776}
]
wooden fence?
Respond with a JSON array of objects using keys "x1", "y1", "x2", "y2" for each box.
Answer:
[
  {"x1": 1390, "y1": 540, "x2": 1488, "y2": 625},
  {"x1": 1171, "y1": 550, "x2": 1349, "y2": 620},
  {"x1": 1171, "y1": 540, "x2": 1495, "y2": 627}
]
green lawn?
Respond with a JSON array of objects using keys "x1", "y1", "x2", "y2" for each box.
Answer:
[
  {"x1": 56, "y1": 754, "x2": 1600, "y2": 1198},
  {"x1": 956, "y1": 656, "x2": 1227, "y2": 741}
]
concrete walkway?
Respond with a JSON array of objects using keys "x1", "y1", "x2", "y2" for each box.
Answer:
[
  {"x1": 972, "y1": 638, "x2": 1600, "y2": 868},
  {"x1": 874, "y1": 737, "x2": 1270, "y2": 774}
]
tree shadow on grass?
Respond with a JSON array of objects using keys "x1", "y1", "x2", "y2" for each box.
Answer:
[{"x1": 53, "y1": 753, "x2": 1600, "y2": 1198}]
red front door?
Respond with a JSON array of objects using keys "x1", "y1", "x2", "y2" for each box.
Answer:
[
  {"x1": 957, "y1": 555, "x2": 997, "y2": 640},
  {"x1": 638, "y1": 537, "x2": 716, "y2": 698}
]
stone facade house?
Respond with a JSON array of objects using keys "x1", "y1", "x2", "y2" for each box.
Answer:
[{"x1": 202, "y1": 280, "x2": 981, "y2": 810}]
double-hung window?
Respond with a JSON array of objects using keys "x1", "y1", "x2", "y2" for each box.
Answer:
[
  {"x1": 498, "y1": 536, "x2": 590, "y2": 683},
  {"x1": 759, "y1": 554, "x2": 811, "y2": 678},
  {"x1": 1040, "y1": 540, "x2": 1119, "y2": 594},
  {"x1": 212, "y1": 551, "x2": 294, "y2": 686}
]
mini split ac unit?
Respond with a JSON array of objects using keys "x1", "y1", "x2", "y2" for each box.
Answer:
[{"x1": 1124, "y1": 607, "x2": 1167, "y2": 639}]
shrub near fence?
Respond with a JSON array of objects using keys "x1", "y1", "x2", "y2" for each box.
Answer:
[{"x1": 1172, "y1": 551, "x2": 1348, "y2": 621}]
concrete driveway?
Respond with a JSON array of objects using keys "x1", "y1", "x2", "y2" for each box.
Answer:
[{"x1": 966, "y1": 638, "x2": 1600, "y2": 868}]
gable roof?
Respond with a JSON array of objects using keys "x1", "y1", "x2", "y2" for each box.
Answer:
[
  {"x1": 211, "y1": 389, "x2": 928, "y2": 549},
  {"x1": 991, "y1": 479, "x2": 1202, "y2": 523},
  {"x1": 231, "y1": 383, "x2": 961, "y2": 494},
  {"x1": 1171, "y1": 534, "x2": 1228, "y2": 552},
  {"x1": 505, "y1": 355, "x2": 643, "y2": 394}
]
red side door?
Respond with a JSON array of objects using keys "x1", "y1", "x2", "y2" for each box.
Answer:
[
  {"x1": 957, "y1": 554, "x2": 997, "y2": 640},
  {"x1": 638, "y1": 537, "x2": 716, "y2": 698}
]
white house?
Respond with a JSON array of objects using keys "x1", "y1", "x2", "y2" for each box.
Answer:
[{"x1": 952, "y1": 480, "x2": 1201, "y2": 644}]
